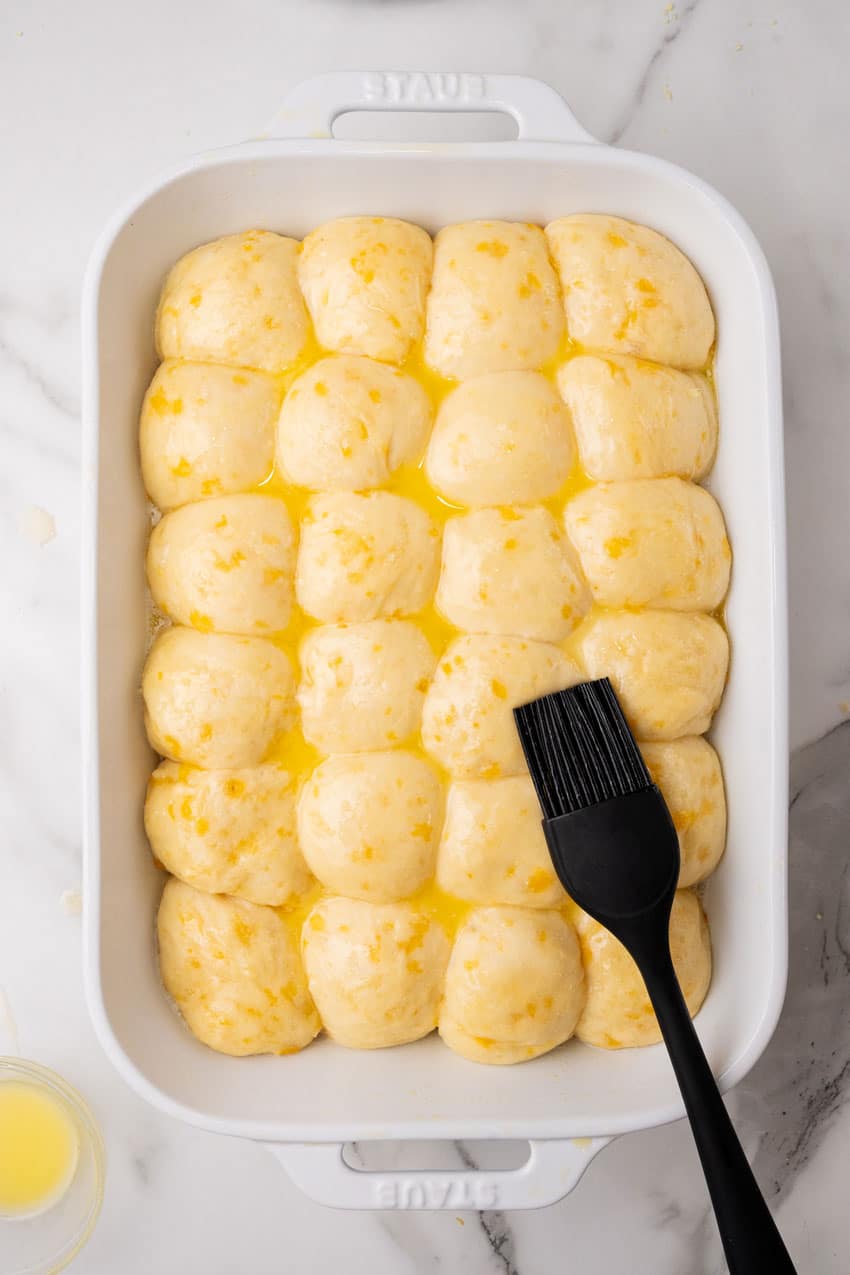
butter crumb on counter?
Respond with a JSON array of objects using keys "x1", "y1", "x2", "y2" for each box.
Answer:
[
  {"x1": 18, "y1": 505, "x2": 56, "y2": 546},
  {"x1": 60, "y1": 889, "x2": 83, "y2": 917}
]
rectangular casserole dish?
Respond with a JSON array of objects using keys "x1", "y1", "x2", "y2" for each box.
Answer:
[{"x1": 81, "y1": 72, "x2": 787, "y2": 1211}]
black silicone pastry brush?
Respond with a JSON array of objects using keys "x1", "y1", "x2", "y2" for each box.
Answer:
[{"x1": 514, "y1": 678, "x2": 795, "y2": 1275}]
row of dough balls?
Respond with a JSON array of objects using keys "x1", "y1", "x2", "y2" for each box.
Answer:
[
  {"x1": 158, "y1": 878, "x2": 711, "y2": 1061},
  {"x1": 142, "y1": 616, "x2": 729, "y2": 771},
  {"x1": 145, "y1": 478, "x2": 730, "y2": 641},
  {"x1": 140, "y1": 355, "x2": 718, "y2": 514},
  {"x1": 146, "y1": 735, "x2": 725, "y2": 908},
  {"x1": 155, "y1": 215, "x2": 713, "y2": 381}
]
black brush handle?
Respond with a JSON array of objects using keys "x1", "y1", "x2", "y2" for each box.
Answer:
[{"x1": 639, "y1": 944, "x2": 796, "y2": 1274}]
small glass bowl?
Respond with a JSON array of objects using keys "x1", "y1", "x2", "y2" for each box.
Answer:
[{"x1": 0, "y1": 1059, "x2": 105, "y2": 1275}]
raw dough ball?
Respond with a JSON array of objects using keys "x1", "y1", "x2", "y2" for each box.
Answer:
[
  {"x1": 436, "y1": 776, "x2": 565, "y2": 908},
  {"x1": 439, "y1": 907, "x2": 585, "y2": 1064},
  {"x1": 276, "y1": 355, "x2": 432, "y2": 491},
  {"x1": 545, "y1": 215, "x2": 715, "y2": 369},
  {"x1": 301, "y1": 897, "x2": 449, "y2": 1048},
  {"x1": 157, "y1": 878, "x2": 319, "y2": 1056},
  {"x1": 424, "y1": 221, "x2": 564, "y2": 379},
  {"x1": 421, "y1": 635, "x2": 580, "y2": 778},
  {"x1": 425, "y1": 371, "x2": 576, "y2": 506},
  {"x1": 140, "y1": 361, "x2": 280, "y2": 511},
  {"x1": 640, "y1": 737, "x2": 726, "y2": 887},
  {"x1": 147, "y1": 494, "x2": 296, "y2": 635},
  {"x1": 143, "y1": 627, "x2": 295, "y2": 767},
  {"x1": 563, "y1": 478, "x2": 730, "y2": 611},
  {"x1": 296, "y1": 492, "x2": 440, "y2": 622},
  {"x1": 437, "y1": 506, "x2": 591, "y2": 641},
  {"x1": 297, "y1": 216, "x2": 433, "y2": 363},
  {"x1": 156, "y1": 230, "x2": 310, "y2": 372},
  {"x1": 298, "y1": 620, "x2": 436, "y2": 753},
  {"x1": 145, "y1": 761, "x2": 311, "y2": 905},
  {"x1": 556, "y1": 355, "x2": 716, "y2": 482},
  {"x1": 579, "y1": 610, "x2": 729, "y2": 741},
  {"x1": 575, "y1": 889, "x2": 711, "y2": 1048},
  {"x1": 297, "y1": 752, "x2": 443, "y2": 901}
]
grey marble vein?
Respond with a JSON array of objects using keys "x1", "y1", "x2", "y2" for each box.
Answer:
[
  {"x1": 737, "y1": 720, "x2": 850, "y2": 1202},
  {"x1": 605, "y1": 0, "x2": 702, "y2": 144},
  {"x1": 0, "y1": 322, "x2": 79, "y2": 424},
  {"x1": 456, "y1": 1142, "x2": 519, "y2": 1275}
]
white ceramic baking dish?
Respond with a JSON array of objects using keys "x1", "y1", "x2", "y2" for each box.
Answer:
[{"x1": 81, "y1": 72, "x2": 787, "y2": 1211}]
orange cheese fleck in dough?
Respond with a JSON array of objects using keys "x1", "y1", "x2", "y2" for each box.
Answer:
[{"x1": 475, "y1": 240, "x2": 509, "y2": 258}]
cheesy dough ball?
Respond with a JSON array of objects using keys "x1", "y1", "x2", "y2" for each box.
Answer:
[
  {"x1": 145, "y1": 761, "x2": 311, "y2": 905},
  {"x1": 640, "y1": 738, "x2": 726, "y2": 887},
  {"x1": 579, "y1": 611, "x2": 729, "y2": 741},
  {"x1": 277, "y1": 356, "x2": 432, "y2": 491},
  {"x1": 156, "y1": 230, "x2": 309, "y2": 372},
  {"x1": 425, "y1": 371, "x2": 576, "y2": 507},
  {"x1": 143, "y1": 627, "x2": 295, "y2": 767},
  {"x1": 140, "y1": 361, "x2": 280, "y2": 511},
  {"x1": 556, "y1": 355, "x2": 716, "y2": 482},
  {"x1": 575, "y1": 889, "x2": 711, "y2": 1048},
  {"x1": 437, "y1": 776, "x2": 565, "y2": 908},
  {"x1": 424, "y1": 221, "x2": 564, "y2": 379},
  {"x1": 296, "y1": 492, "x2": 439, "y2": 622},
  {"x1": 297, "y1": 217, "x2": 433, "y2": 363},
  {"x1": 297, "y1": 752, "x2": 442, "y2": 901},
  {"x1": 564, "y1": 478, "x2": 730, "y2": 611},
  {"x1": 437, "y1": 507, "x2": 591, "y2": 641},
  {"x1": 147, "y1": 494, "x2": 296, "y2": 635},
  {"x1": 421, "y1": 635, "x2": 580, "y2": 778},
  {"x1": 545, "y1": 215, "x2": 714, "y2": 369},
  {"x1": 157, "y1": 879, "x2": 319, "y2": 1056},
  {"x1": 439, "y1": 907, "x2": 585, "y2": 1064},
  {"x1": 298, "y1": 620, "x2": 435, "y2": 753},
  {"x1": 302, "y1": 897, "x2": 449, "y2": 1048}
]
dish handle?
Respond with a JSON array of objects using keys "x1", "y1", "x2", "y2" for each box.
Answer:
[
  {"x1": 264, "y1": 1137, "x2": 611, "y2": 1210},
  {"x1": 263, "y1": 72, "x2": 598, "y2": 145}
]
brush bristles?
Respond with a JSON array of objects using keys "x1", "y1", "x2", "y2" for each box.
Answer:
[{"x1": 513, "y1": 678, "x2": 652, "y2": 820}]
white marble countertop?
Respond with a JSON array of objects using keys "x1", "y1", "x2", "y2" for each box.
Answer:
[{"x1": 2, "y1": 0, "x2": 849, "y2": 1269}]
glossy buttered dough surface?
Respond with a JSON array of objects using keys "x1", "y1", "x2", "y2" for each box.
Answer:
[
  {"x1": 142, "y1": 627, "x2": 295, "y2": 768},
  {"x1": 439, "y1": 906, "x2": 585, "y2": 1064},
  {"x1": 297, "y1": 619, "x2": 435, "y2": 753},
  {"x1": 421, "y1": 635, "x2": 581, "y2": 778},
  {"x1": 301, "y1": 897, "x2": 450, "y2": 1049},
  {"x1": 276, "y1": 355, "x2": 431, "y2": 491},
  {"x1": 145, "y1": 761, "x2": 311, "y2": 906},
  {"x1": 144, "y1": 214, "x2": 727, "y2": 1064},
  {"x1": 156, "y1": 230, "x2": 310, "y2": 373},
  {"x1": 425, "y1": 370, "x2": 576, "y2": 506},
  {"x1": 564, "y1": 477, "x2": 730, "y2": 611},
  {"x1": 640, "y1": 737, "x2": 727, "y2": 887},
  {"x1": 140, "y1": 361, "x2": 280, "y2": 511},
  {"x1": 297, "y1": 216, "x2": 433, "y2": 363},
  {"x1": 575, "y1": 888, "x2": 711, "y2": 1049},
  {"x1": 424, "y1": 221, "x2": 564, "y2": 378},
  {"x1": 437, "y1": 506, "x2": 591, "y2": 642},
  {"x1": 296, "y1": 491, "x2": 440, "y2": 622},
  {"x1": 545, "y1": 214, "x2": 715, "y2": 369},
  {"x1": 437, "y1": 776, "x2": 566, "y2": 908},
  {"x1": 556, "y1": 354, "x2": 716, "y2": 482},
  {"x1": 580, "y1": 610, "x2": 729, "y2": 741},
  {"x1": 297, "y1": 751, "x2": 443, "y2": 902},
  {"x1": 157, "y1": 879, "x2": 320, "y2": 1056},
  {"x1": 147, "y1": 493, "x2": 296, "y2": 635}
]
